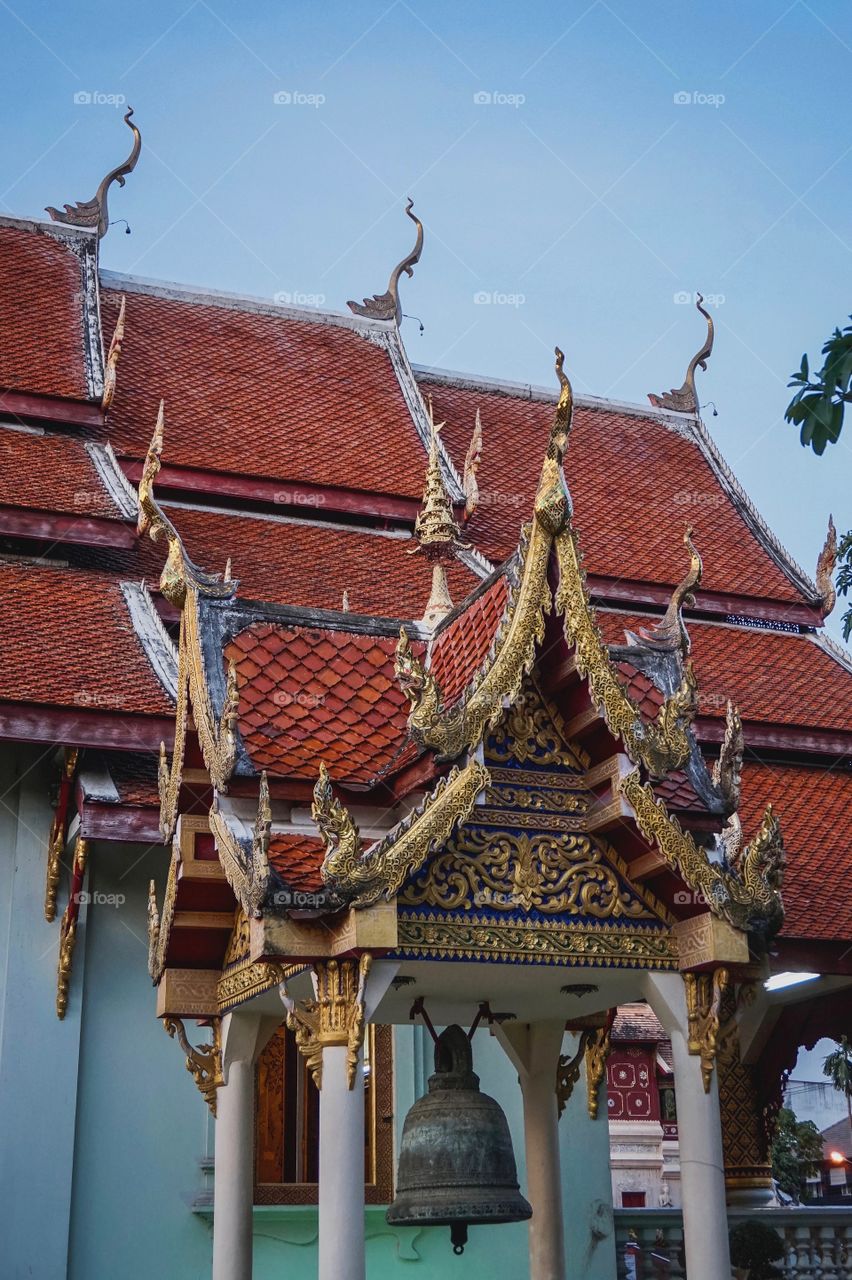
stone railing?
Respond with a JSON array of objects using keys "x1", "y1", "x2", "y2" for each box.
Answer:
[{"x1": 614, "y1": 1207, "x2": 852, "y2": 1278}]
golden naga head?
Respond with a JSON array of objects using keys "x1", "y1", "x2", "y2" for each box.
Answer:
[{"x1": 534, "y1": 347, "x2": 574, "y2": 535}]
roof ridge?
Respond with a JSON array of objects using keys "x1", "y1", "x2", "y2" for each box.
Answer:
[
  {"x1": 688, "y1": 414, "x2": 819, "y2": 604},
  {"x1": 810, "y1": 629, "x2": 852, "y2": 677}
]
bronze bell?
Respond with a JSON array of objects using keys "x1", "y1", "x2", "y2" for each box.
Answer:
[{"x1": 386, "y1": 1024, "x2": 532, "y2": 1253}]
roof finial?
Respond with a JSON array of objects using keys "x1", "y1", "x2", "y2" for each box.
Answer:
[
  {"x1": 46, "y1": 107, "x2": 141, "y2": 239},
  {"x1": 411, "y1": 397, "x2": 467, "y2": 627},
  {"x1": 627, "y1": 526, "x2": 702, "y2": 658},
  {"x1": 347, "y1": 198, "x2": 423, "y2": 326},
  {"x1": 463, "y1": 407, "x2": 483, "y2": 520},
  {"x1": 341, "y1": 589, "x2": 350, "y2": 612},
  {"x1": 101, "y1": 295, "x2": 125, "y2": 411},
  {"x1": 648, "y1": 294, "x2": 714, "y2": 415},
  {"x1": 815, "y1": 514, "x2": 837, "y2": 616}
]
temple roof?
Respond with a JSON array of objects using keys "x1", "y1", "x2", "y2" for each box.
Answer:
[{"x1": 0, "y1": 426, "x2": 134, "y2": 529}]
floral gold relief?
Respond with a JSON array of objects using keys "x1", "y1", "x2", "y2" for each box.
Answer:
[{"x1": 284, "y1": 956, "x2": 372, "y2": 1090}]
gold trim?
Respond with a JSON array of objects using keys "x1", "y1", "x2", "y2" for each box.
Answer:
[
  {"x1": 684, "y1": 968, "x2": 729, "y2": 1093},
  {"x1": 585, "y1": 1020, "x2": 612, "y2": 1119},
  {"x1": 816, "y1": 514, "x2": 837, "y2": 616},
  {"x1": 556, "y1": 1032, "x2": 587, "y2": 1118},
  {"x1": 148, "y1": 846, "x2": 179, "y2": 982},
  {"x1": 163, "y1": 1016, "x2": 223, "y2": 1115},
  {"x1": 56, "y1": 836, "x2": 87, "y2": 1020},
  {"x1": 44, "y1": 747, "x2": 79, "y2": 923},
  {"x1": 620, "y1": 770, "x2": 784, "y2": 934},
  {"x1": 463, "y1": 407, "x2": 482, "y2": 518},
  {"x1": 314, "y1": 757, "x2": 489, "y2": 906},
  {"x1": 208, "y1": 773, "x2": 271, "y2": 918},
  {"x1": 712, "y1": 700, "x2": 744, "y2": 813},
  {"x1": 101, "y1": 294, "x2": 125, "y2": 410},
  {"x1": 284, "y1": 956, "x2": 372, "y2": 1090}
]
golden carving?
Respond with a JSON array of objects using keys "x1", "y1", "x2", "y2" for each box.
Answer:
[
  {"x1": 486, "y1": 681, "x2": 590, "y2": 770},
  {"x1": 684, "y1": 968, "x2": 730, "y2": 1092},
  {"x1": 223, "y1": 908, "x2": 250, "y2": 968},
  {"x1": 217, "y1": 960, "x2": 290, "y2": 1013},
  {"x1": 621, "y1": 770, "x2": 784, "y2": 934},
  {"x1": 648, "y1": 293, "x2": 714, "y2": 415},
  {"x1": 713, "y1": 700, "x2": 744, "y2": 812},
  {"x1": 556, "y1": 1033, "x2": 588, "y2": 1118},
  {"x1": 815, "y1": 513, "x2": 837, "y2": 616},
  {"x1": 147, "y1": 879, "x2": 160, "y2": 980},
  {"x1": 627, "y1": 528, "x2": 702, "y2": 657},
  {"x1": 347, "y1": 197, "x2": 423, "y2": 325},
  {"x1": 463, "y1": 407, "x2": 482, "y2": 518},
  {"x1": 164, "y1": 1016, "x2": 223, "y2": 1116},
  {"x1": 44, "y1": 747, "x2": 79, "y2": 923},
  {"x1": 401, "y1": 826, "x2": 655, "y2": 919},
  {"x1": 396, "y1": 913, "x2": 678, "y2": 968},
  {"x1": 56, "y1": 836, "x2": 87, "y2": 1020},
  {"x1": 483, "y1": 784, "x2": 586, "y2": 814},
  {"x1": 314, "y1": 757, "x2": 489, "y2": 907},
  {"x1": 101, "y1": 293, "x2": 125, "y2": 410},
  {"x1": 208, "y1": 776, "x2": 271, "y2": 919},
  {"x1": 183, "y1": 588, "x2": 238, "y2": 791},
  {"x1": 585, "y1": 1020, "x2": 613, "y2": 1119},
  {"x1": 148, "y1": 848, "x2": 179, "y2": 983},
  {"x1": 555, "y1": 529, "x2": 697, "y2": 777},
  {"x1": 137, "y1": 401, "x2": 189, "y2": 610},
  {"x1": 284, "y1": 955, "x2": 372, "y2": 1090}
]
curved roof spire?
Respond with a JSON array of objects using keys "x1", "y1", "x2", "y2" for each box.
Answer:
[
  {"x1": 648, "y1": 293, "x2": 714, "y2": 415},
  {"x1": 46, "y1": 106, "x2": 141, "y2": 239},
  {"x1": 347, "y1": 197, "x2": 423, "y2": 325}
]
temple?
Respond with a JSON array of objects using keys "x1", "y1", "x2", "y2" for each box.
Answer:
[{"x1": 1, "y1": 111, "x2": 851, "y2": 1280}]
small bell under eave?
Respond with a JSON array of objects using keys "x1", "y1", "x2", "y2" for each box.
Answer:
[{"x1": 386, "y1": 1024, "x2": 532, "y2": 1253}]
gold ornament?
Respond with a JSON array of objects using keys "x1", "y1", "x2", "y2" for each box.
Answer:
[
  {"x1": 815, "y1": 514, "x2": 838, "y2": 616},
  {"x1": 163, "y1": 1016, "x2": 223, "y2": 1116},
  {"x1": 56, "y1": 836, "x2": 88, "y2": 1020},
  {"x1": 463, "y1": 407, "x2": 482, "y2": 518},
  {"x1": 101, "y1": 294, "x2": 125, "y2": 410},
  {"x1": 585, "y1": 1020, "x2": 613, "y2": 1119},
  {"x1": 208, "y1": 773, "x2": 271, "y2": 919},
  {"x1": 684, "y1": 968, "x2": 729, "y2": 1093},
  {"x1": 712, "y1": 700, "x2": 744, "y2": 813},
  {"x1": 285, "y1": 956, "x2": 372, "y2": 1090},
  {"x1": 556, "y1": 1033, "x2": 588, "y2": 1118}
]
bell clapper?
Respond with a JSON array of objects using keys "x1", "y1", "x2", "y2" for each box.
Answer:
[{"x1": 451, "y1": 1222, "x2": 468, "y2": 1255}]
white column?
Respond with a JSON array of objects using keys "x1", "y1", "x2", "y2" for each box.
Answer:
[
  {"x1": 644, "y1": 973, "x2": 731, "y2": 1280},
  {"x1": 318, "y1": 1042, "x2": 366, "y2": 1280},
  {"x1": 497, "y1": 1020, "x2": 565, "y2": 1280},
  {"x1": 559, "y1": 1033, "x2": 617, "y2": 1280},
  {"x1": 213, "y1": 1056, "x2": 255, "y2": 1280}
]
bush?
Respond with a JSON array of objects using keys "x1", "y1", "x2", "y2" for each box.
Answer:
[{"x1": 729, "y1": 1220, "x2": 785, "y2": 1278}]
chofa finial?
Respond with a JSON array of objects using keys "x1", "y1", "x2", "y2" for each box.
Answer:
[
  {"x1": 815, "y1": 514, "x2": 838, "y2": 617},
  {"x1": 626, "y1": 527, "x2": 702, "y2": 658},
  {"x1": 347, "y1": 198, "x2": 423, "y2": 326},
  {"x1": 46, "y1": 107, "x2": 141, "y2": 240},
  {"x1": 648, "y1": 294, "x2": 714, "y2": 415}
]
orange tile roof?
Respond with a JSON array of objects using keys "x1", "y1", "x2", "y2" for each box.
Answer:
[
  {"x1": 612, "y1": 1003, "x2": 667, "y2": 1043},
  {"x1": 740, "y1": 761, "x2": 852, "y2": 940},
  {"x1": 423, "y1": 377, "x2": 808, "y2": 606},
  {"x1": 100, "y1": 285, "x2": 432, "y2": 498},
  {"x1": 0, "y1": 224, "x2": 90, "y2": 401},
  {"x1": 0, "y1": 430, "x2": 125, "y2": 521},
  {"x1": 225, "y1": 622, "x2": 420, "y2": 785},
  {"x1": 157, "y1": 504, "x2": 479, "y2": 617},
  {"x1": 268, "y1": 834, "x2": 325, "y2": 892},
  {"x1": 599, "y1": 612, "x2": 852, "y2": 734},
  {"x1": 430, "y1": 571, "x2": 510, "y2": 707},
  {"x1": 0, "y1": 563, "x2": 170, "y2": 715}
]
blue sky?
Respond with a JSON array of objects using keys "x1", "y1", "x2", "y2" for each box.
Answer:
[{"x1": 2, "y1": 0, "x2": 850, "y2": 636}]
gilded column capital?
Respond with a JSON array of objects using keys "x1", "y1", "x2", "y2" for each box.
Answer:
[
  {"x1": 584, "y1": 1017, "x2": 614, "y2": 1119},
  {"x1": 684, "y1": 968, "x2": 730, "y2": 1092},
  {"x1": 284, "y1": 955, "x2": 372, "y2": 1091},
  {"x1": 163, "y1": 1015, "x2": 223, "y2": 1116}
]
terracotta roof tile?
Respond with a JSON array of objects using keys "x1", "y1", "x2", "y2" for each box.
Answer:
[
  {"x1": 267, "y1": 834, "x2": 325, "y2": 892},
  {"x1": 105, "y1": 751, "x2": 160, "y2": 805},
  {"x1": 0, "y1": 429, "x2": 124, "y2": 521},
  {"x1": 430, "y1": 572, "x2": 510, "y2": 707},
  {"x1": 423, "y1": 378, "x2": 807, "y2": 605},
  {"x1": 740, "y1": 761, "x2": 852, "y2": 940},
  {"x1": 225, "y1": 623, "x2": 420, "y2": 784},
  {"x1": 612, "y1": 1003, "x2": 666, "y2": 1043},
  {"x1": 101, "y1": 287, "x2": 431, "y2": 498},
  {"x1": 0, "y1": 563, "x2": 170, "y2": 715},
  {"x1": 599, "y1": 612, "x2": 852, "y2": 734},
  {"x1": 0, "y1": 224, "x2": 90, "y2": 401}
]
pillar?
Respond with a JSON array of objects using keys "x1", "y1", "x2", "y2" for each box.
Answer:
[
  {"x1": 718, "y1": 1049, "x2": 774, "y2": 1206},
  {"x1": 497, "y1": 1020, "x2": 566, "y2": 1280},
  {"x1": 558, "y1": 1033, "x2": 617, "y2": 1280},
  {"x1": 318, "y1": 1042, "x2": 366, "y2": 1280},
  {"x1": 644, "y1": 972, "x2": 732, "y2": 1280}
]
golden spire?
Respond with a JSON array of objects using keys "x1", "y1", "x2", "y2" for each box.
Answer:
[
  {"x1": 101, "y1": 294, "x2": 125, "y2": 411},
  {"x1": 463, "y1": 407, "x2": 482, "y2": 520},
  {"x1": 815, "y1": 514, "x2": 837, "y2": 616},
  {"x1": 411, "y1": 398, "x2": 466, "y2": 627}
]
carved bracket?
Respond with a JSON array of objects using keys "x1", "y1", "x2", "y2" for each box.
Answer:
[
  {"x1": 585, "y1": 1014, "x2": 614, "y2": 1119},
  {"x1": 556, "y1": 1031, "x2": 588, "y2": 1118},
  {"x1": 164, "y1": 1016, "x2": 223, "y2": 1116},
  {"x1": 684, "y1": 968, "x2": 730, "y2": 1092},
  {"x1": 283, "y1": 955, "x2": 372, "y2": 1090}
]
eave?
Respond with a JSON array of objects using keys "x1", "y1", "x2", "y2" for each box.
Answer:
[
  {"x1": 0, "y1": 389, "x2": 103, "y2": 429},
  {"x1": 0, "y1": 701, "x2": 174, "y2": 751},
  {"x1": 0, "y1": 505, "x2": 135, "y2": 550},
  {"x1": 588, "y1": 574, "x2": 823, "y2": 628}
]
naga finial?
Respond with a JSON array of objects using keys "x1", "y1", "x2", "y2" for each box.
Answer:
[
  {"x1": 815, "y1": 514, "x2": 838, "y2": 616},
  {"x1": 463, "y1": 407, "x2": 483, "y2": 520},
  {"x1": 712, "y1": 700, "x2": 744, "y2": 814},
  {"x1": 533, "y1": 347, "x2": 574, "y2": 536},
  {"x1": 101, "y1": 294, "x2": 125, "y2": 411},
  {"x1": 347, "y1": 197, "x2": 423, "y2": 325},
  {"x1": 630, "y1": 527, "x2": 702, "y2": 657},
  {"x1": 46, "y1": 107, "x2": 141, "y2": 239},
  {"x1": 648, "y1": 294, "x2": 714, "y2": 415}
]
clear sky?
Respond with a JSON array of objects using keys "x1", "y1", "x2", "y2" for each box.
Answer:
[{"x1": 2, "y1": 1, "x2": 850, "y2": 638}]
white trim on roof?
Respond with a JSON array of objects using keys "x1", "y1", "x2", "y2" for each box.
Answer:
[
  {"x1": 810, "y1": 630, "x2": 852, "y2": 676},
  {"x1": 120, "y1": 580, "x2": 179, "y2": 701},
  {"x1": 159, "y1": 497, "x2": 412, "y2": 539},
  {"x1": 86, "y1": 442, "x2": 138, "y2": 519}
]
